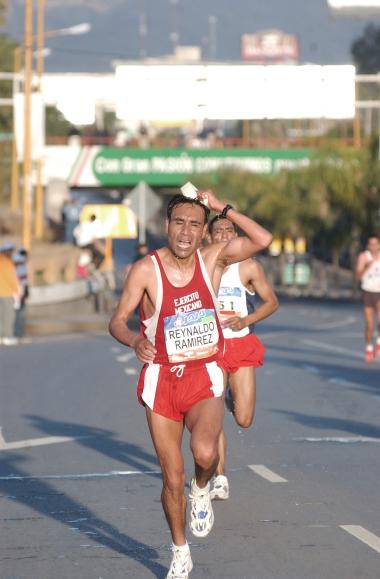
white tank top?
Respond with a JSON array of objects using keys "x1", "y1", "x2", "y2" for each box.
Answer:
[
  {"x1": 361, "y1": 251, "x2": 380, "y2": 292},
  {"x1": 218, "y1": 262, "x2": 249, "y2": 338}
]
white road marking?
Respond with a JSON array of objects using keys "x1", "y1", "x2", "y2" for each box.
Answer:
[
  {"x1": 302, "y1": 339, "x2": 363, "y2": 360},
  {"x1": 248, "y1": 464, "x2": 288, "y2": 483},
  {"x1": 301, "y1": 364, "x2": 320, "y2": 374},
  {"x1": 314, "y1": 316, "x2": 357, "y2": 330},
  {"x1": 124, "y1": 367, "x2": 137, "y2": 375},
  {"x1": 340, "y1": 525, "x2": 380, "y2": 555},
  {"x1": 328, "y1": 377, "x2": 356, "y2": 386},
  {"x1": 293, "y1": 436, "x2": 380, "y2": 444},
  {"x1": 116, "y1": 352, "x2": 135, "y2": 363},
  {"x1": 0, "y1": 427, "x2": 88, "y2": 451},
  {"x1": 0, "y1": 469, "x2": 161, "y2": 481}
]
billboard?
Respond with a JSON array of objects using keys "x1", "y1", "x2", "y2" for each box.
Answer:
[
  {"x1": 241, "y1": 30, "x2": 299, "y2": 64},
  {"x1": 327, "y1": 0, "x2": 380, "y2": 12},
  {"x1": 42, "y1": 146, "x2": 311, "y2": 188},
  {"x1": 115, "y1": 64, "x2": 355, "y2": 121}
]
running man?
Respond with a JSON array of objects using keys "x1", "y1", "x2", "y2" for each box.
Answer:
[
  {"x1": 355, "y1": 234, "x2": 380, "y2": 363},
  {"x1": 109, "y1": 191, "x2": 272, "y2": 578},
  {"x1": 207, "y1": 215, "x2": 279, "y2": 500}
]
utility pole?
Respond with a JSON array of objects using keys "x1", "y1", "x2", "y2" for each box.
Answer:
[
  {"x1": 208, "y1": 15, "x2": 217, "y2": 60},
  {"x1": 35, "y1": 0, "x2": 45, "y2": 240},
  {"x1": 22, "y1": 0, "x2": 33, "y2": 252},
  {"x1": 11, "y1": 46, "x2": 21, "y2": 212},
  {"x1": 139, "y1": 2, "x2": 147, "y2": 59},
  {"x1": 169, "y1": 0, "x2": 179, "y2": 55}
]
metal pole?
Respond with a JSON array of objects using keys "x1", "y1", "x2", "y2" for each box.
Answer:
[
  {"x1": 35, "y1": 0, "x2": 44, "y2": 240},
  {"x1": 139, "y1": 181, "x2": 146, "y2": 244},
  {"x1": 22, "y1": 0, "x2": 33, "y2": 252},
  {"x1": 354, "y1": 78, "x2": 361, "y2": 148},
  {"x1": 11, "y1": 47, "x2": 21, "y2": 212}
]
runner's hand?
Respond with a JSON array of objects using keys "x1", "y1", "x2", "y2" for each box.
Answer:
[
  {"x1": 221, "y1": 315, "x2": 247, "y2": 331},
  {"x1": 197, "y1": 189, "x2": 224, "y2": 213},
  {"x1": 134, "y1": 337, "x2": 157, "y2": 363}
]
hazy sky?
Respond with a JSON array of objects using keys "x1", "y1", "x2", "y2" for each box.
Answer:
[{"x1": 4, "y1": 0, "x2": 378, "y2": 72}]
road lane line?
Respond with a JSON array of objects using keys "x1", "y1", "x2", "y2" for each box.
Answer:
[
  {"x1": 0, "y1": 427, "x2": 91, "y2": 451},
  {"x1": 302, "y1": 339, "x2": 363, "y2": 360},
  {"x1": 314, "y1": 316, "x2": 357, "y2": 330},
  {"x1": 0, "y1": 469, "x2": 161, "y2": 481},
  {"x1": 248, "y1": 464, "x2": 288, "y2": 483},
  {"x1": 340, "y1": 525, "x2": 380, "y2": 555},
  {"x1": 293, "y1": 436, "x2": 380, "y2": 444},
  {"x1": 116, "y1": 352, "x2": 135, "y2": 363}
]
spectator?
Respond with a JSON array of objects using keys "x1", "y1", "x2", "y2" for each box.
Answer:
[
  {"x1": 0, "y1": 241, "x2": 21, "y2": 345},
  {"x1": 73, "y1": 214, "x2": 106, "y2": 269},
  {"x1": 13, "y1": 247, "x2": 29, "y2": 339}
]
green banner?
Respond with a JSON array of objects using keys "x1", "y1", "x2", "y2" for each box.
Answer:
[{"x1": 92, "y1": 147, "x2": 310, "y2": 187}]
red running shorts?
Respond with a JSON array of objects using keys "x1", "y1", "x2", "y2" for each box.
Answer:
[
  {"x1": 137, "y1": 360, "x2": 225, "y2": 421},
  {"x1": 220, "y1": 333, "x2": 266, "y2": 374}
]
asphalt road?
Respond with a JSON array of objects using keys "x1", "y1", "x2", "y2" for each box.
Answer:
[{"x1": 0, "y1": 298, "x2": 379, "y2": 579}]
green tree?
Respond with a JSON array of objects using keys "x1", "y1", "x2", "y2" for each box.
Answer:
[{"x1": 351, "y1": 23, "x2": 380, "y2": 74}]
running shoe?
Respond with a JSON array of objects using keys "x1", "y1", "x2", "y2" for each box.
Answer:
[
  {"x1": 166, "y1": 544, "x2": 193, "y2": 579},
  {"x1": 365, "y1": 348, "x2": 374, "y2": 363},
  {"x1": 189, "y1": 478, "x2": 214, "y2": 538},
  {"x1": 224, "y1": 385, "x2": 234, "y2": 414},
  {"x1": 210, "y1": 474, "x2": 229, "y2": 500}
]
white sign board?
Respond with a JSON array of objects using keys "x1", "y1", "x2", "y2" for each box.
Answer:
[{"x1": 115, "y1": 64, "x2": 356, "y2": 121}]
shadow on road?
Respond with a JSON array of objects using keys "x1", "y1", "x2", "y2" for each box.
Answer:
[
  {"x1": 24, "y1": 415, "x2": 160, "y2": 475},
  {"x1": 272, "y1": 409, "x2": 380, "y2": 439},
  {"x1": 0, "y1": 452, "x2": 168, "y2": 577}
]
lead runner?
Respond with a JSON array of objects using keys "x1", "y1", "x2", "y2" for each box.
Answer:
[{"x1": 109, "y1": 189, "x2": 272, "y2": 578}]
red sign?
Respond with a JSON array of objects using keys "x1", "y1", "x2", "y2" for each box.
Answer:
[{"x1": 241, "y1": 30, "x2": 299, "y2": 64}]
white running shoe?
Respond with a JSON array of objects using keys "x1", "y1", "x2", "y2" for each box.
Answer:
[
  {"x1": 210, "y1": 474, "x2": 229, "y2": 500},
  {"x1": 166, "y1": 543, "x2": 193, "y2": 578},
  {"x1": 189, "y1": 478, "x2": 214, "y2": 538}
]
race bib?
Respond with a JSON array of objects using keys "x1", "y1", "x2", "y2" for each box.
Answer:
[
  {"x1": 164, "y1": 308, "x2": 219, "y2": 363},
  {"x1": 218, "y1": 286, "x2": 243, "y2": 319}
]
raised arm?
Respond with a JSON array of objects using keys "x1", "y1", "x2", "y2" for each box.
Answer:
[
  {"x1": 109, "y1": 258, "x2": 157, "y2": 363},
  {"x1": 199, "y1": 189, "x2": 272, "y2": 267}
]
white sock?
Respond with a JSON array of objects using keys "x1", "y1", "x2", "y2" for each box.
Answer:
[
  {"x1": 376, "y1": 337, "x2": 380, "y2": 345},
  {"x1": 192, "y1": 478, "x2": 209, "y2": 494},
  {"x1": 366, "y1": 344, "x2": 374, "y2": 352},
  {"x1": 173, "y1": 541, "x2": 189, "y2": 551}
]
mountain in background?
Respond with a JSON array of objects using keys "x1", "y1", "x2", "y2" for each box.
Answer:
[{"x1": 3, "y1": 0, "x2": 378, "y2": 72}]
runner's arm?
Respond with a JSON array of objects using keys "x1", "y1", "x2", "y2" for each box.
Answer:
[
  {"x1": 355, "y1": 252, "x2": 372, "y2": 280},
  {"x1": 222, "y1": 260, "x2": 279, "y2": 331},
  {"x1": 109, "y1": 259, "x2": 157, "y2": 362},
  {"x1": 199, "y1": 189, "x2": 272, "y2": 267}
]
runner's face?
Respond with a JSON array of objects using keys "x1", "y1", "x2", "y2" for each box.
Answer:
[
  {"x1": 367, "y1": 237, "x2": 380, "y2": 255},
  {"x1": 167, "y1": 203, "x2": 207, "y2": 259},
  {"x1": 210, "y1": 219, "x2": 236, "y2": 243}
]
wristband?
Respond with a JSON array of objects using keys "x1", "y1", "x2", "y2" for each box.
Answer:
[{"x1": 221, "y1": 204, "x2": 233, "y2": 219}]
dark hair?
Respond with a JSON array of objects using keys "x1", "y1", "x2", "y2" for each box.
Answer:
[
  {"x1": 167, "y1": 194, "x2": 210, "y2": 224},
  {"x1": 208, "y1": 214, "x2": 237, "y2": 234}
]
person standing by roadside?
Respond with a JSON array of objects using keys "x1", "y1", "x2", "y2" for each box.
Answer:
[
  {"x1": 207, "y1": 215, "x2": 279, "y2": 499},
  {"x1": 0, "y1": 242, "x2": 21, "y2": 345},
  {"x1": 355, "y1": 234, "x2": 380, "y2": 363},
  {"x1": 109, "y1": 190, "x2": 272, "y2": 578},
  {"x1": 13, "y1": 248, "x2": 29, "y2": 339}
]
